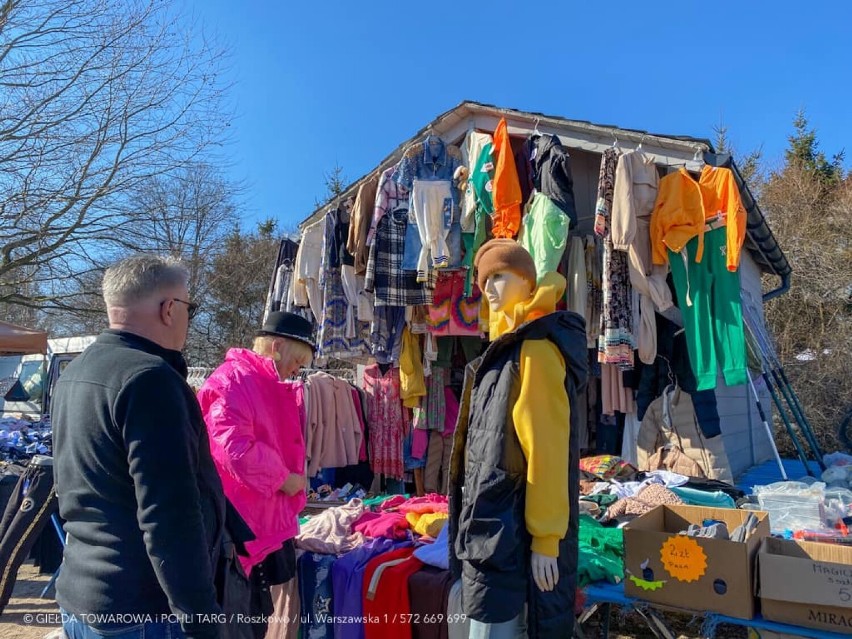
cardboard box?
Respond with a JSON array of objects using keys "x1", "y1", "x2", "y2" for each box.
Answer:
[
  {"x1": 623, "y1": 505, "x2": 769, "y2": 619},
  {"x1": 758, "y1": 537, "x2": 852, "y2": 634}
]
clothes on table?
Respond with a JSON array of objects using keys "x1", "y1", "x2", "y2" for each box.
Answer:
[
  {"x1": 332, "y1": 538, "x2": 402, "y2": 639},
  {"x1": 413, "y1": 524, "x2": 450, "y2": 569},
  {"x1": 298, "y1": 552, "x2": 337, "y2": 639},
  {"x1": 296, "y1": 500, "x2": 367, "y2": 554},
  {"x1": 405, "y1": 512, "x2": 447, "y2": 538},
  {"x1": 605, "y1": 483, "x2": 683, "y2": 520},
  {"x1": 362, "y1": 365, "x2": 408, "y2": 480},
  {"x1": 408, "y1": 566, "x2": 454, "y2": 639},
  {"x1": 578, "y1": 515, "x2": 624, "y2": 587},
  {"x1": 363, "y1": 546, "x2": 424, "y2": 639},
  {"x1": 352, "y1": 511, "x2": 410, "y2": 540}
]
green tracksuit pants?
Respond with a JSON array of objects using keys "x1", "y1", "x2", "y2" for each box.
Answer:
[{"x1": 668, "y1": 226, "x2": 747, "y2": 391}]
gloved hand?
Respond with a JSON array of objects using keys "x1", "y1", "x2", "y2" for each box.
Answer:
[{"x1": 531, "y1": 552, "x2": 559, "y2": 592}]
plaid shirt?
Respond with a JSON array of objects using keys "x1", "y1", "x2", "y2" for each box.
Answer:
[
  {"x1": 365, "y1": 208, "x2": 434, "y2": 306},
  {"x1": 367, "y1": 166, "x2": 409, "y2": 247}
]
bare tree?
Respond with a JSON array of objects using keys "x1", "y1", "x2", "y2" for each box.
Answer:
[{"x1": 0, "y1": 0, "x2": 231, "y2": 315}]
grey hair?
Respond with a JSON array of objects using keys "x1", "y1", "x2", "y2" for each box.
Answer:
[{"x1": 102, "y1": 255, "x2": 190, "y2": 307}]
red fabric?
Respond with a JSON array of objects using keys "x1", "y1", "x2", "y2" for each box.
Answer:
[
  {"x1": 363, "y1": 547, "x2": 423, "y2": 639},
  {"x1": 394, "y1": 495, "x2": 449, "y2": 515},
  {"x1": 442, "y1": 387, "x2": 459, "y2": 438},
  {"x1": 352, "y1": 511, "x2": 410, "y2": 540}
]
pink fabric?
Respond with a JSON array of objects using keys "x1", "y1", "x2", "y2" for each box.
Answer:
[
  {"x1": 426, "y1": 270, "x2": 481, "y2": 336},
  {"x1": 387, "y1": 494, "x2": 449, "y2": 515},
  {"x1": 442, "y1": 387, "x2": 460, "y2": 438},
  {"x1": 305, "y1": 372, "x2": 363, "y2": 476},
  {"x1": 411, "y1": 428, "x2": 429, "y2": 460},
  {"x1": 378, "y1": 495, "x2": 407, "y2": 510},
  {"x1": 351, "y1": 387, "x2": 368, "y2": 462},
  {"x1": 198, "y1": 349, "x2": 307, "y2": 574},
  {"x1": 352, "y1": 511, "x2": 410, "y2": 540}
]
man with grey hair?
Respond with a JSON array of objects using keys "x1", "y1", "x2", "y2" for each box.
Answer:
[{"x1": 52, "y1": 255, "x2": 225, "y2": 639}]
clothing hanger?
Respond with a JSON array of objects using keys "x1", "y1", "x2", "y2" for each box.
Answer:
[
  {"x1": 637, "y1": 135, "x2": 645, "y2": 152},
  {"x1": 611, "y1": 134, "x2": 619, "y2": 150},
  {"x1": 533, "y1": 118, "x2": 543, "y2": 137}
]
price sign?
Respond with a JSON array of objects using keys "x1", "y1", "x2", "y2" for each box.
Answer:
[{"x1": 660, "y1": 536, "x2": 707, "y2": 582}]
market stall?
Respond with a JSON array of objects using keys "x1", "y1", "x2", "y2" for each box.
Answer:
[{"x1": 257, "y1": 101, "x2": 850, "y2": 638}]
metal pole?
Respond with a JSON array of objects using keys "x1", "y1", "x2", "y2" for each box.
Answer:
[{"x1": 746, "y1": 370, "x2": 787, "y2": 480}]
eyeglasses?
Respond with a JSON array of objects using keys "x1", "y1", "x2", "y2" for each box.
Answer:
[{"x1": 163, "y1": 298, "x2": 199, "y2": 320}]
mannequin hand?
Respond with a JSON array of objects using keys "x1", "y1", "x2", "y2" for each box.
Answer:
[
  {"x1": 280, "y1": 473, "x2": 306, "y2": 496},
  {"x1": 531, "y1": 552, "x2": 559, "y2": 592}
]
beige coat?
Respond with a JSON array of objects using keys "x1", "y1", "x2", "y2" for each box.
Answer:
[
  {"x1": 637, "y1": 385, "x2": 734, "y2": 484},
  {"x1": 611, "y1": 151, "x2": 673, "y2": 365},
  {"x1": 305, "y1": 372, "x2": 363, "y2": 476}
]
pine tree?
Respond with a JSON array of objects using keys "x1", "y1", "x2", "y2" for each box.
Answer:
[{"x1": 785, "y1": 109, "x2": 844, "y2": 186}]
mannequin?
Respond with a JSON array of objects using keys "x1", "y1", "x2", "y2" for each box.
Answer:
[{"x1": 448, "y1": 240, "x2": 588, "y2": 639}]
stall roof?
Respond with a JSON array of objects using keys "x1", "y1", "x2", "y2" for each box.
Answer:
[
  {"x1": 299, "y1": 101, "x2": 791, "y2": 297},
  {"x1": 0, "y1": 321, "x2": 48, "y2": 355}
]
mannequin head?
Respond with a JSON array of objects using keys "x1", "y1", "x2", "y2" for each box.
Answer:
[
  {"x1": 474, "y1": 239, "x2": 537, "y2": 312},
  {"x1": 483, "y1": 270, "x2": 533, "y2": 313}
]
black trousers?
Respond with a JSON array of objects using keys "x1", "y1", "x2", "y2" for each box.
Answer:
[{"x1": 0, "y1": 456, "x2": 58, "y2": 614}]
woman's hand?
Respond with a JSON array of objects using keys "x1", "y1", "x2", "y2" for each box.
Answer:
[{"x1": 280, "y1": 473, "x2": 307, "y2": 496}]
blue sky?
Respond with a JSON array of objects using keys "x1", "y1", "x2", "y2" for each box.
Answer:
[{"x1": 187, "y1": 1, "x2": 851, "y2": 231}]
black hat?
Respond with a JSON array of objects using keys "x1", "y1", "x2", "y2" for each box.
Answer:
[{"x1": 256, "y1": 311, "x2": 316, "y2": 351}]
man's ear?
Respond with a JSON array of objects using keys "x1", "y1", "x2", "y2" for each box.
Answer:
[{"x1": 160, "y1": 299, "x2": 174, "y2": 327}]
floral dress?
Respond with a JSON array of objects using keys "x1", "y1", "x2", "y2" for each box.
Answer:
[
  {"x1": 594, "y1": 148, "x2": 635, "y2": 371},
  {"x1": 362, "y1": 364, "x2": 408, "y2": 479}
]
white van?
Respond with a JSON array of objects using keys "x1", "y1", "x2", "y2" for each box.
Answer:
[{"x1": 0, "y1": 336, "x2": 96, "y2": 418}]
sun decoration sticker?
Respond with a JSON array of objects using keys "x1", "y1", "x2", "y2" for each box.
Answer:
[{"x1": 660, "y1": 535, "x2": 707, "y2": 582}]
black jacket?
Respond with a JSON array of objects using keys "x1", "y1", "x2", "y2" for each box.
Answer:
[
  {"x1": 517, "y1": 134, "x2": 578, "y2": 228},
  {"x1": 449, "y1": 312, "x2": 588, "y2": 638},
  {"x1": 53, "y1": 331, "x2": 226, "y2": 639}
]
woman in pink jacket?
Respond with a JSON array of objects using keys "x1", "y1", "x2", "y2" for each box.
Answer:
[{"x1": 198, "y1": 312, "x2": 314, "y2": 639}]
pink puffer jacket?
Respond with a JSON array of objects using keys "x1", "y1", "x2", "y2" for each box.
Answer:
[{"x1": 198, "y1": 348, "x2": 306, "y2": 574}]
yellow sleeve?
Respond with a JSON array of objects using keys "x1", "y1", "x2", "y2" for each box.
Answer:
[{"x1": 513, "y1": 339, "x2": 571, "y2": 557}]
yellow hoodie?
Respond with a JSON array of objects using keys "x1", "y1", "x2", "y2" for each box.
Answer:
[{"x1": 490, "y1": 272, "x2": 571, "y2": 558}]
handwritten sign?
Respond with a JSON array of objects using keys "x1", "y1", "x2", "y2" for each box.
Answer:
[{"x1": 660, "y1": 536, "x2": 707, "y2": 582}]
